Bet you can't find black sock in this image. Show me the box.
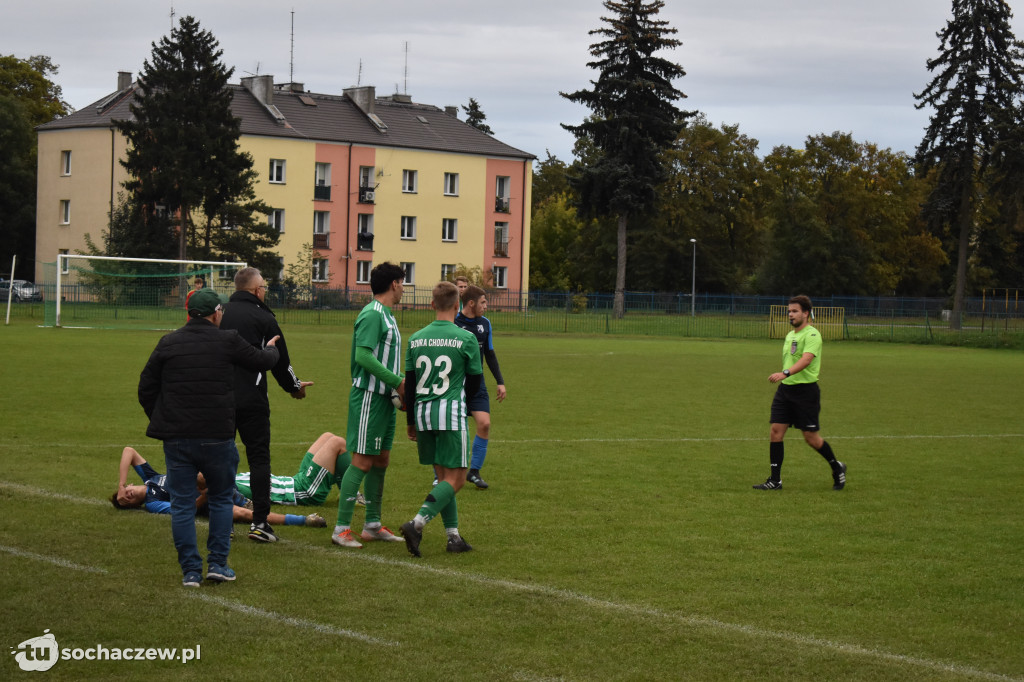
[816,440,838,467]
[769,441,784,481]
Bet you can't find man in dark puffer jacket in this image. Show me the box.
[220,266,312,544]
[138,287,280,587]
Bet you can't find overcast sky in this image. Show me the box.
[5,1,1022,160]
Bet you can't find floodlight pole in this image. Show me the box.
[689,239,697,317]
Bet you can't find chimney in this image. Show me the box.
[117,71,133,91]
[344,85,376,115]
[445,105,458,118]
[241,75,275,105]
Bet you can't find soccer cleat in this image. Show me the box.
[832,461,847,490]
[182,571,202,587]
[248,521,278,543]
[466,470,489,489]
[752,478,783,490]
[355,491,366,507]
[331,528,363,548]
[446,535,473,553]
[400,521,422,558]
[205,565,236,582]
[360,525,404,542]
[305,513,327,527]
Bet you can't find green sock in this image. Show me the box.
[336,465,367,527]
[332,451,352,485]
[439,495,459,530]
[416,481,455,526]
[363,466,387,525]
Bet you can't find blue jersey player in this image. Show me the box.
[453,284,507,489]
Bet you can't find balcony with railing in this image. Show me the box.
[495,196,511,213]
[494,238,509,258]
[357,231,374,251]
[314,184,331,201]
[313,232,330,249]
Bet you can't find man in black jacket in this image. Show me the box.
[220,267,312,543]
[138,287,280,586]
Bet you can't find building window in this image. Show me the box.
[443,172,459,196]
[440,264,456,281]
[59,200,70,225]
[401,215,417,240]
[358,167,376,202]
[313,211,330,249]
[494,222,509,257]
[59,249,69,274]
[492,265,507,289]
[268,209,285,233]
[269,159,286,183]
[359,166,374,188]
[442,218,457,242]
[357,214,374,251]
[61,150,72,176]
[400,262,415,285]
[356,260,371,284]
[312,258,328,282]
[495,176,510,212]
[402,169,418,193]
[314,162,331,200]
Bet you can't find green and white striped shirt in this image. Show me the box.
[350,299,402,395]
[405,320,482,431]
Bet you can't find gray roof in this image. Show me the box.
[39,83,534,160]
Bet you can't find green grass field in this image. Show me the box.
[2,320,1022,681]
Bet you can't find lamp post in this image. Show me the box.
[689,238,697,317]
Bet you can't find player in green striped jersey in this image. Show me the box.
[399,281,483,556]
[332,263,408,549]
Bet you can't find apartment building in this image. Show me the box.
[36,72,534,292]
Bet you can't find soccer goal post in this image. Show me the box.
[768,305,846,340]
[49,254,246,329]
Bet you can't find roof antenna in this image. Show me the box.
[357,59,362,86]
[289,9,295,85]
[170,4,175,30]
[403,41,409,94]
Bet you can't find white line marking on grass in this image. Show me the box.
[0,480,107,506]
[0,544,108,574]
[186,592,399,647]
[500,433,1024,444]
[304,544,1021,682]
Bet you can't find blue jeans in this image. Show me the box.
[163,438,239,576]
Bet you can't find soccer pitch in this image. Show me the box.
[2,321,1022,681]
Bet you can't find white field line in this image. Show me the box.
[1,433,1022,452]
[185,593,399,647]
[0,544,108,574]
[3,479,1022,681]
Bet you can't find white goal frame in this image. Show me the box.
[55,254,247,328]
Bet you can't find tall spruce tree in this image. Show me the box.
[561,0,689,317]
[914,0,1024,328]
[116,16,274,263]
[462,97,494,135]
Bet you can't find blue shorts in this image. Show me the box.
[466,383,490,413]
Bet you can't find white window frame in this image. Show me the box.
[61,150,72,176]
[442,218,457,242]
[402,169,418,193]
[359,166,375,188]
[59,200,70,225]
[400,262,415,285]
[313,211,330,234]
[268,209,285,233]
[440,264,456,281]
[356,260,372,284]
[492,265,508,289]
[401,215,417,240]
[312,258,328,282]
[443,172,459,196]
[59,249,70,274]
[315,162,331,186]
[269,159,286,184]
[358,213,374,235]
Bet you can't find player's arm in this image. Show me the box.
[355,346,403,389]
[482,348,506,401]
[231,332,280,371]
[769,352,816,383]
[404,369,417,427]
[464,371,483,398]
[118,447,145,489]
[137,347,164,417]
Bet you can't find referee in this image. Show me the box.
[753,295,846,491]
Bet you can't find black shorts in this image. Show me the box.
[770,382,821,432]
[466,383,490,413]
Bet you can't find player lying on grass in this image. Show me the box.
[111,432,353,527]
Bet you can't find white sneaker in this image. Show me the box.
[331,528,363,548]
[355,491,367,506]
[360,525,404,542]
